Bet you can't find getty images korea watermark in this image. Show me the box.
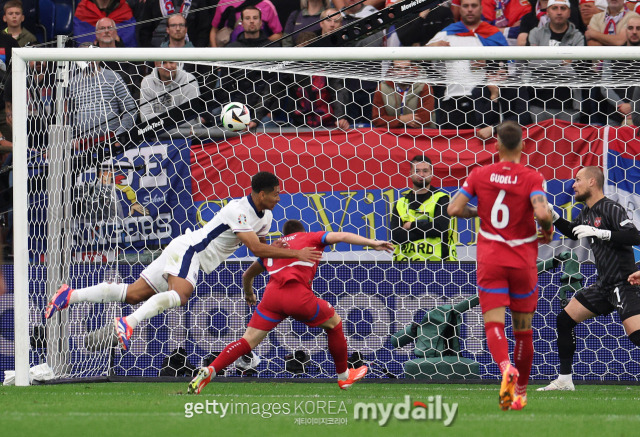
[184,395,458,426]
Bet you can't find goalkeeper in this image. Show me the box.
[539,166,640,391]
[44,172,323,350]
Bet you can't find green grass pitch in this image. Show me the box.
[2,381,638,437]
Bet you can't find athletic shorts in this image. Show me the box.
[575,281,640,321]
[140,234,200,293]
[248,282,335,331]
[476,262,539,313]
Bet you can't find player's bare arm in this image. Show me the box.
[242,261,265,305]
[531,194,553,243]
[237,231,322,262]
[629,271,640,286]
[447,191,478,219]
[324,232,394,252]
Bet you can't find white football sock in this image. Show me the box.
[558,374,573,382]
[69,283,127,304]
[127,290,181,329]
[337,370,349,381]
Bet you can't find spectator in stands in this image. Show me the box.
[209,0,282,47]
[527,0,585,123]
[137,0,212,47]
[604,15,640,125]
[67,55,137,145]
[427,0,512,130]
[94,17,145,99]
[288,30,349,129]
[74,0,137,47]
[627,0,640,12]
[518,0,587,45]
[139,61,201,129]
[3,0,36,47]
[586,0,639,45]
[579,0,608,27]
[390,154,457,262]
[372,60,435,129]
[161,13,194,47]
[317,6,343,37]
[218,6,285,129]
[227,6,276,48]
[453,0,531,45]
[281,0,329,47]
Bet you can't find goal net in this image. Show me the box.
[6,46,640,385]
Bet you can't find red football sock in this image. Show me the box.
[485,321,511,373]
[210,338,252,372]
[326,321,348,374]
[514,329,533,396]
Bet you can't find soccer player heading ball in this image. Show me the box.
[44,172,323,350]
[188,219,395,394]
[448,121,554,411]
[538,166,640,392]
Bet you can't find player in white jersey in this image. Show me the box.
[44,172,323,350]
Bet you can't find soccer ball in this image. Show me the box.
[221,102,251,132]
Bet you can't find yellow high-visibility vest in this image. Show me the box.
[393,191,458,261]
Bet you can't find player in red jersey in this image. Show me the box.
[188,220,394,394]
[448,120,553,411]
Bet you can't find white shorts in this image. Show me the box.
[140,233,200,293]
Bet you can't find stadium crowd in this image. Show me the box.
[0,0,639,135]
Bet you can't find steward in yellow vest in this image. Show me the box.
[391,188,458,261]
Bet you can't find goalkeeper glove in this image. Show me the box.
[573,225,611,241]
[548,204,560,223]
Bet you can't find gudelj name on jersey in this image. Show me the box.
[490,174,518,184]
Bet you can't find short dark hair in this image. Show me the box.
[583,166,604,189]
[241,5,262,20]
[410,154,432,165]
[282,219,305,235]
[496,121,522,150]
[4,0,23,14]
[251,171,279,193]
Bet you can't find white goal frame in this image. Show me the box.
[12,45,640,386]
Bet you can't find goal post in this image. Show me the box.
[9,46,640,386]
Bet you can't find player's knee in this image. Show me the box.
[557,309,578,332]
[322,313,341,330]
[628,330,640,347]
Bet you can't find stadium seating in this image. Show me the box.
[38,0,74,43]
[12,0,75,43]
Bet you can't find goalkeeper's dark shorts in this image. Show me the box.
[248,283,335,331]
[575,281,640,321]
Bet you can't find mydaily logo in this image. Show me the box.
[354,395,458,426]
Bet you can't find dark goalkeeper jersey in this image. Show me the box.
[561,197,639,285]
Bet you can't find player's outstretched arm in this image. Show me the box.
[531,194,553,243]
[237,232,323,262]
[547,203,578,240]
[447,191,478,219]
[324,232,394,252]
[242,261,265,306]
